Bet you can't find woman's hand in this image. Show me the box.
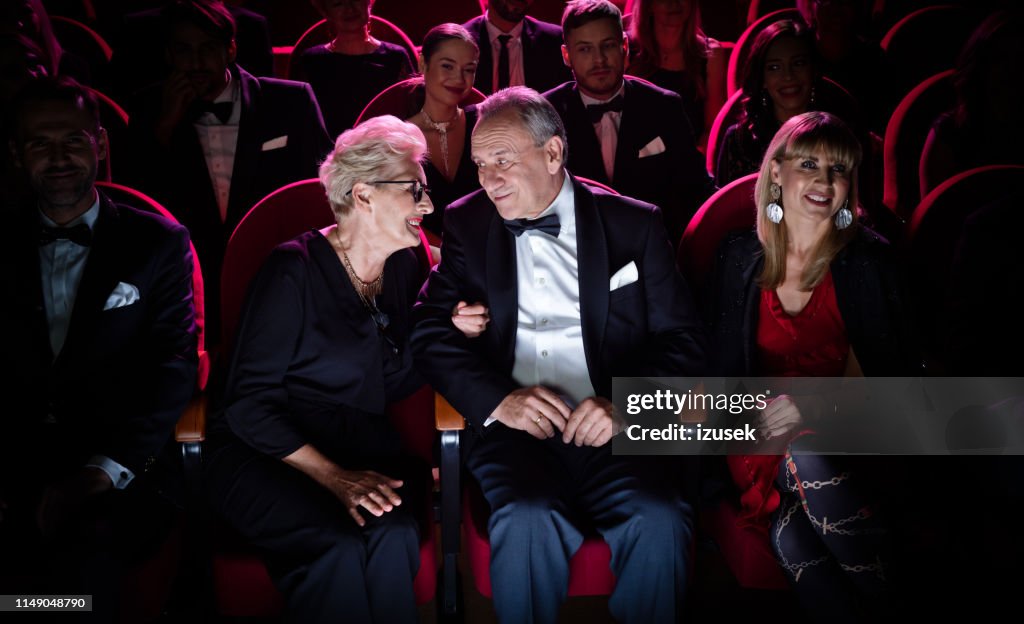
[756,394,804,441]
[283,444,403,527]
[327,469,404,527]
[452,301,489,338]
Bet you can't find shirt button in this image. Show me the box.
[537,277,546,285]
[541,350,549,357]
[540,318,548,325]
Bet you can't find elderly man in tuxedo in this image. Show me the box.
[412,86,707,623]
[543,0,714,242]
[463,0,573,94]
[1,77,197,618]
[124,0,330,341]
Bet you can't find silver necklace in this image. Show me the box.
[421,107,460,178]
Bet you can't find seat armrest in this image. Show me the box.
[175,392,207,443]
[435,393,466,431]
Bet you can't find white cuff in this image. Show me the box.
[85,455,135,490]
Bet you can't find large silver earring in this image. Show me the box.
[834,199,853,230]
[767,183,784,224]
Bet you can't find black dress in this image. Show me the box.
[296,42,415,137]
[422,105,481,236]
[205,231,427,623]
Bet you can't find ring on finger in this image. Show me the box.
[534,415,543,424]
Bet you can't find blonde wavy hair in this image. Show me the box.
[754,111,862,290]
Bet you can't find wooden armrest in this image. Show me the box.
[175,392,207,443]
[434,393,466,431]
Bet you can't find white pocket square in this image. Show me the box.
[103,282,139,310]
[610,261,639,290]
[638,136,666,158]
[261,135,288,151]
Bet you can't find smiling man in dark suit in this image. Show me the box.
[463,0,573,95]
[543,0,714,242]
[123,0,331,341]
[412,86,707,623]
[1,77,197,618]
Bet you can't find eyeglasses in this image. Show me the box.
[366,299,399,355]
[348,180,431,203]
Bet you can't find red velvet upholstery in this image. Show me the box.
[905,165,1024,368]
[700,500,789,590]
[879,5,979,104]
[372,0,483,46]
[213,178,438,616]
[676,173,758,291]
[705,88,745,177]
[726,8,802,97]
[746,0,798,26]
[355,77,486,127]
[881,70,955,220]
[87,87,127,182]
[287,16,418,80]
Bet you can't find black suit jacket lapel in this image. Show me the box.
[573,177,609,390]
[564,85,609,184]
[58,193,121,366]
[471,17,494,94]
[485,211,517,374]
[226,65,261,231]
[612,78,640,184]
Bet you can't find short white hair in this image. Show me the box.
[319,115,427,220]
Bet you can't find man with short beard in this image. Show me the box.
[0,76,197,619]
[463,0,573,94]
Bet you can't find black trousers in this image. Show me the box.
[204,429,428,624]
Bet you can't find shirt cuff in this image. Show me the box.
[85,455,135,490]
[483,416,497,427]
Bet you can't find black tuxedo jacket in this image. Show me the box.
[124,65,331,336]
[2,192,198,498]
[411,176,708,432]
[543,78,715,242]
[463,15,573,95]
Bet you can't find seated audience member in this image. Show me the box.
[796,0,891,134]
[463,0,573,95]
[0,77,197,619]
[919,10,1024,198]
[709,111,917,620]
[0,0,91,84]
[107,0,274,98]
[627,0,728,145]
[412,86,707,624]
[404,23,480,236]
[0,34,49,206]
[545,0,714,242]
[293,0,415,137]
[204,116,434,624]
[124,0,330,343]
[716,19,819,187]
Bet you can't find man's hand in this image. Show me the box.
[490,386,571,439]
[563,397,625,447]
[36,467,113,539]
[451,301,490,338]
[155,70,198,145]
[756,394,804,441]
[325,469,403,527]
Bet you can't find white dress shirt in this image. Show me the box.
[193,71,241,223]
[38,194,134,489]
[579,82,625,182]
[509,175,596,411]
[39,192,98,357]
[485,13,525,89]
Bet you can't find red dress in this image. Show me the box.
[728,271,849,532]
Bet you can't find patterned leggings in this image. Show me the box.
[770,447,890,621]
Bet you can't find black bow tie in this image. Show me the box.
[39,223,92,247]
[503,213,560,238]
[586,95,624,124]
[192,100,234,124]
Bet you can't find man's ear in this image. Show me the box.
[96,127,109,163]
[561,44,571,68]
[8,139,21,169]
[544,136,564,173]
[226,38,238,64]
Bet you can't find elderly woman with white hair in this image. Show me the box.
[204,115,434,624]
